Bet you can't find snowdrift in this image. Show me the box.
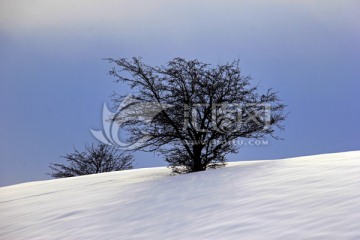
[1,151,360,240]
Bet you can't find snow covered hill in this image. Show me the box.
[1,151,360,240]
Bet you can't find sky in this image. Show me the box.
[0,0,359,187]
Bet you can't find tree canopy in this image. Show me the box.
[108,57,285,173]
[49,143,133,178]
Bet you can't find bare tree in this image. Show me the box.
[108,57,286,173]
[49,143,134,178]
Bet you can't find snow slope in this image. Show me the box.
[1,151,360,240]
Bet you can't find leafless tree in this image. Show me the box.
[108,57,286,173]
[49,143,133,178]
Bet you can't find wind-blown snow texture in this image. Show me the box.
[1,151,360,240]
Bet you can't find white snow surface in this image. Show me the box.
[1,151,360,240]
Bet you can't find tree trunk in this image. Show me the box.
[193,145,205,172]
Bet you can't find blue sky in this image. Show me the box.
[1,0,359,186]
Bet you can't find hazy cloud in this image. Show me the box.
[1,0,359,36]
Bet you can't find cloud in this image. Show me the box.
[1,0,359,36]
[0,0,159,33]
[1,0,359,59]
